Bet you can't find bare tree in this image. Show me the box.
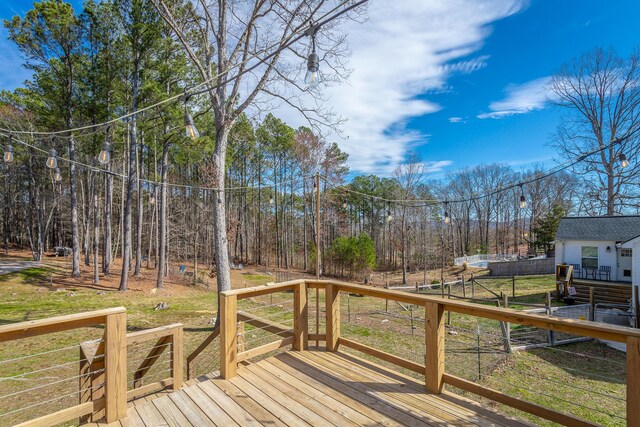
[551,47,640,215]
[151,0,355,303]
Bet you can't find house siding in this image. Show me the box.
[556,240,619,280]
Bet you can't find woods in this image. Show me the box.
[0,1,636,288]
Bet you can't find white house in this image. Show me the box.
[555,215,640,308]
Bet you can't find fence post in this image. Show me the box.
[589,287,595,322]
[627,336,640,427]
[104,311,127,423]
[512,276,516,298]
[79,339,105,423]
[462,275,466,298]
[171,326,184,390]
[326,283,340,351]
[471,273,475,298]
[503,295,512,353]
[220,293,238,379]
[425,301,444,394]
[293,282,308,351]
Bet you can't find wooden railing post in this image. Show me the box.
[425,301,444,394]
[293,282,308,351]
[326,283,340,351]
[628,336,640,427]
[171,326,184,390]
[104,311,127,423]
[220,292,238,379]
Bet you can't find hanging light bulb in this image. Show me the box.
[386,203,392,222]
[183,94,200,140]
[269,192,275,205]
[443,202,450,224]
[149,193,156,205]
[3,143,13,163]
[312,180,317,193]
[46,148,58,169]
[619,153,630,168]
[342,196,347,209]
[519,184,527,209]
[304,28,321,89]
[53,167,62,182]
[98,141,110,165]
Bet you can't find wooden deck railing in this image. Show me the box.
[219,279,640,427]
[0,308,183,427]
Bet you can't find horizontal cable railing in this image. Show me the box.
[0,308,183,427]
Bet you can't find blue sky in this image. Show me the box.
[2,1,640,177]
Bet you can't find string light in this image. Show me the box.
[386,202,392,222]
[46,148,57,169]
[443,201,450,224]
[98,128,111,164]
[304,25,321,89]
[53,167,62,182]
[342,195,347,209]
[519,184,527,209]
[149,193,156,205]
[3,135,13,163]
[269,192,275,205]
[619,153,629,168]
[183,94,199,140]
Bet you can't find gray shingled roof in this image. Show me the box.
[556,216,640,242]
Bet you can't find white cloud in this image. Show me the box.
[272,0,526,175]
[424,160,454,173]
[477,76,557,119]
[448,117,464,123]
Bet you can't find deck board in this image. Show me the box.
[85,349,534,427]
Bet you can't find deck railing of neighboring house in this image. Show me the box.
[219,280,640,427]
[0,308,183,427]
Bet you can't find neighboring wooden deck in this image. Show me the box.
[572,278,633,305]
[86,349,533,427]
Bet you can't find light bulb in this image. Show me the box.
[620,153,629,168]
[149,195,155,205]
[46,149,57,169]
[98,142,110,164]
[520,195,527,209]
[305,52,320,89]
[184,111,199,140]
[444,212,450,224]
[342,201,347,209]
[269,194,275,205]
[387,211,392,223]
[3,145,13,163]
[54,167,62,182]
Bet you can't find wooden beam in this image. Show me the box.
[308,333,326,341]
[628,336,640,427]
[220,293,238,379]
[325,283,340,351]
[126,323,183,345]
[443,374,599,427]
[221,280,304,299]
[0,307,125,342]
[186,326,220,380]
[126,378,174,401]
[309,280,640,343]
[172,326,184,390]
[133,336,171,388]
[14,399,104,427]
[425,301,444,394]
[338,338,425,374]
[236,336,295,362]
[293,282,308,351]
[237,311,293,336]
[104,311,127,423]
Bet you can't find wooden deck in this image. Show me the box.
[86,349,533,427]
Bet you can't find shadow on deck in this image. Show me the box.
[86,349,532,427]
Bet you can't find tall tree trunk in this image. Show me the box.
[119,63,140,291]
[157,142,169,288]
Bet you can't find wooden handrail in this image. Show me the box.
[0,307,126,342]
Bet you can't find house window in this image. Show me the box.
[624,269,632,277]
[581,246,598,269]
[621,249,632,257]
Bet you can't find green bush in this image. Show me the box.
[327,233,376,278]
